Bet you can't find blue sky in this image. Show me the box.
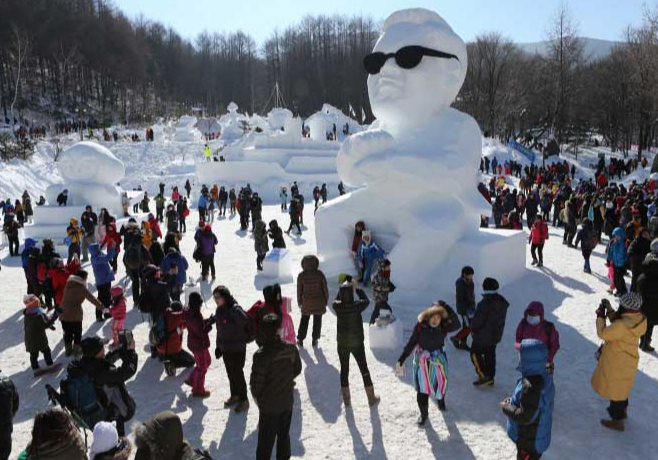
[114,0,647,45]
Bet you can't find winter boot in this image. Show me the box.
[473,377,494,387]
[417,405,429,427]
[312,339,319,348]
[437,399,446,411]
[341,386,351,407]
[234,399,250,413]
[223,395,240,408]
[365,386,380,407]
[297,339,304,348]
[601,419,624,432]
[64,343,73,357]
[72,344,83,358]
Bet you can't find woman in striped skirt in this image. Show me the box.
[396,301,460,426]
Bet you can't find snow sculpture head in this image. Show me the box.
[57,142,125,184]
[367,8,467,124]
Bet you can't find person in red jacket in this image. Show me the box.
[148,213,163,240]
[47,257,80,309]
[156,301,195,370]
[183,292,213,398]
[101,222,122,273]
[529,215,549,267]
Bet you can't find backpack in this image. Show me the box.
[60,371,106,429]
[124,243,143,271]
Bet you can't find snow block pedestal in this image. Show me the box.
[369,319,403,350]
[184,283,202,307]
[262,248,292,281]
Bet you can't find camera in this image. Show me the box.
[118,329,134,348]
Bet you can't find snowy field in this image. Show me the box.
[1,201,657,459]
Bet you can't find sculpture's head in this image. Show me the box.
[58,141,125,184]
[366,8,467,124]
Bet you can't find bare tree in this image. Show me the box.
[9,25,29,135]
[544,3,584,145]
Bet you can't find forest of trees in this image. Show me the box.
[3,0,658,156]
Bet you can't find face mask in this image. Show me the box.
[526,315,541,326]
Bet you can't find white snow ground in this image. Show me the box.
[0,137,657,459]
[1,204,657,459]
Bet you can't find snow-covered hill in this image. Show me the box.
[518,37,620,62]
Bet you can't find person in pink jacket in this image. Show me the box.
[529,215,549,267]
[515,301,560,373]
[109,286,127,347]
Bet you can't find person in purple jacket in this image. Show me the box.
[183,292,214,398]
[195,224,218,281]
[514,301,560,373]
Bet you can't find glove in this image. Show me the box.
[215,348,222,360]
[596,305,606,318]
[546,362,555,375]
[394,362,405,377]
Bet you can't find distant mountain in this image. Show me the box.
[517,37,621,62]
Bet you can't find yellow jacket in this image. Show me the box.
[142,222,152,249]
[591,312,647,401]
[204,146,212,158]
[67,218,83,244]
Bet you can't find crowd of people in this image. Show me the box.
[0,147,656,459]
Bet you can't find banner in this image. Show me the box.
[508,138,536,163]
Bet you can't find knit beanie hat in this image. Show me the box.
[23,294,40,308]
[619,292,643,312]
[89,421,119,460]
[482,277,499,293]
[263,284,282,307]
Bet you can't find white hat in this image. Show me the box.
[89,421,119,460]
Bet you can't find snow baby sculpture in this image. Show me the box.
[315,8,490,292]
[45,141,126,214]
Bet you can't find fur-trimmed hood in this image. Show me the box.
[134,411,198,460]
[417,304,448,323]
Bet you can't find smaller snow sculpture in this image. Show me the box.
[45,141,126,214]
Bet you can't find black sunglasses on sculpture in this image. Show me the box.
[363,45,460,75]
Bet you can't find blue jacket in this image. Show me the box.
[198,195,208,209]
[21,238,37,269]
[357,241,384,265]
[607,227,628,267]
[505,339,554,454]
[160,252,189,286]
[89,244,116,286]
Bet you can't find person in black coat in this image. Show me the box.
[470,277,510,387]
[638,253,658,352]
[214,285,252,413]
[268,220,286,249]
[451,266,475,351]
[627,229,651,292]
[250,313,302,460]
[396,302,460,425]
[0,371,19,460]
[71,336,138,436]
[332,279,379,407]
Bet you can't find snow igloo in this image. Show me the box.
[315,8,526,302]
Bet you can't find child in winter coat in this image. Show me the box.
[268,220,286,249]
[254,220,269,271]
[296,256,329,347]
[370,259,395,325]
[470,277,510,387]
[156,301,195,369]
[280,187,288,211]
[351,221,366,277]
[141,221,153,249]
[451,266,475,351]
[396,302,460,425]
[183,292,213,398]
[357,231,384,287]
[529,215,549,267]
[607,227,628,296]
[89,243,116,322]
[66,218,83,264]
[501,339,554,460]
[109,286,127,348]
[575,218,598,274]
[101,222,122,273]
[514,302,560,373]
[23,294,58,377]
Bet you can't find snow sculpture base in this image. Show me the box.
[369,319,403,350]
[262,249,292,281]
[184,283,202,307]
[23,206,86,241]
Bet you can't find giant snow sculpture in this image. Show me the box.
[315,8,525,299]
[25,142,134,241]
